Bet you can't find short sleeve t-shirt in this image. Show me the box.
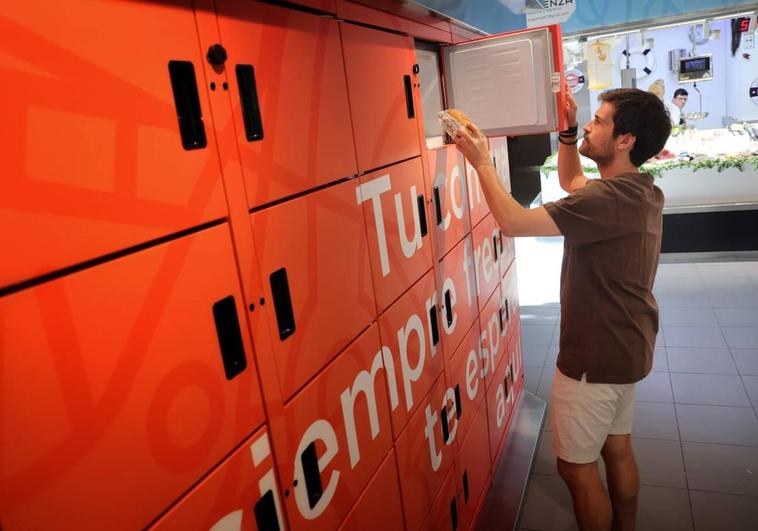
[543,173,664,384]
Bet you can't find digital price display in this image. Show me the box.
[678,55,713,82]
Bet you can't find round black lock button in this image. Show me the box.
[207,44,228,66]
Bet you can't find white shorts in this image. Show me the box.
[550,368,636,464]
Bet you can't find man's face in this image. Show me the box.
[579,102,617,166]
[673,94,687,109]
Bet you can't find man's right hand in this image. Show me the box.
[565,89,578,128]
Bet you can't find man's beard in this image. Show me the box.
[580,140,613,167]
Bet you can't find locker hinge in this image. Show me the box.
[551,73,561,94]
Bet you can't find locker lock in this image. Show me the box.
[412,63,420,74]
[207,44,228,67]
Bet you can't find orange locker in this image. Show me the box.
[358,157,434,313]
[0,223,265,529]
[471,214,501,312]
[487,333,520,465]
[0,1,228,289]
[446,319,486,449]
[396,373,457,531]
[500,263,521,340]
[456,399,492,531]
[421,461,460,531]
[488,136,511,194]
[465,160,490,229]
[268,325,394,530]
[250,179,376,401]
[339,451,405,531]
[341,22,421,172]
[214,1,357,208]
[289,0,336,12]
[426,145,471,260]
[437,235,478,360]
[480,283,505,390]
[378,269,443,436]
[150,427,285,531]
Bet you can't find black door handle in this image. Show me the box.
[454,384,462,419]
[301,441,323,510]
[444,289,453,328]
[429,304,440,346]
[433,186,443,225]
[505,299,510,321]
[168,60,207,150]
[212,296,247,380]
[450,498,459,530]
[463,470,470,502]
[270,268,296,340]
[441,405,450,443]
[236,64,264,141]
[417,194,428,237]
[498,307,504,334]
[254,491,280,531]
[493,235,499,260]
[404,74,415,118]
[504,373,509,399]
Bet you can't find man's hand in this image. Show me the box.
[453,122,492,171]
[565,89,578,128]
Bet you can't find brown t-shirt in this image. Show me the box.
[543,172,664,384]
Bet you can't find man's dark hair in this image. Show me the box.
[673,88,688,98]
[599,88,672,167]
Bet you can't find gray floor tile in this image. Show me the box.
[519,305,560,325]
[651,347,668,372]
[636,372,674,403]
[708,291,758,308]
[632,437,687,488]
[536,367,556,403]
[660,307,717,327]
[633,401,679,441]
[545,343,559,368]
[676,404,758,446]
[671,373,751,406]
[722,327,758,349]
[656,292,711,308]
[522,324,555,345]
[524,366,542,395]
[714,308,758,327]
[656,328,665,347]
[682,442,758,496]
[732,349,758,376]
[667,347,737,374]
[520,474,578,531]
[524,342,550,368]
[653,276,704,294]
[533,433,557,476]
[637,485,693,531]
[741,375,758,408]
[690,490,758,531]
[662,326,727,348]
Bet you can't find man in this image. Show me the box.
[453,88,671,531]
[665,88,688,126]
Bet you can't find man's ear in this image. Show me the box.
[616,133,636,153]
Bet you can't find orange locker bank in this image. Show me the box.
[0,1,565,529]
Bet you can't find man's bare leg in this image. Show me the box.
[601,434,639,531]
[556,457,612,531]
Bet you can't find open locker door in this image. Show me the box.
[442,25,567,137]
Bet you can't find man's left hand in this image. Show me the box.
[453,123,492,171]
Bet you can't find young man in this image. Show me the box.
[453,88,671,531]
[665,88,688,126]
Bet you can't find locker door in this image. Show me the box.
[500,263,520,340]
[489,136,512,194]
[427,146,472,260]
[0,1,227,288]
[446,319,486,449]
[480,283,506,390]
[250,179,376,401]
[466,160,490,229]
[269,325,394,530]
[437,235,478,360]
[341,22,421,172]
[288,0,336,12]
[378,270,443,436]
[487,334,519,465]
[421,463,460,531]
[471,214,501,312]
[442,26,567,137]
[0,224,264,529]
[214,1,357,208]
[150,427,285,531]
[456,399,492,531]
[359,157,434,313]
[338,451,404,531]
[396,373,457,531]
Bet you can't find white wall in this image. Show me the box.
[725,29,758,122]
[587,20,732,130]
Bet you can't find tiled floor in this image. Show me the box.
[514,236,758,531]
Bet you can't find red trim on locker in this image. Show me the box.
[341,22,422,173]
[395,372,457,531]
[359,157,434,314]
[0,1,227,289]
[455,398,491,531]
[288,0,336,13]
[378,269,443,437]
[471,214,501,313]
[250,178,376,401]
[338,450,405,530]
[479,282,505,390]
[214,1,358,208]
[336,1,452,43]
[500,263,521,340]
[0,224,265,529]
[437,235,478,360]
[427,145,472,260]
[465,159,490,229]
[486,332,520,465]
[149,426,286,531]
[269,324,394,530]
[420,460,459,531]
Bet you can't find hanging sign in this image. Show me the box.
[750,78,758,106]
[565,68,585,93]
[525,0,576,28]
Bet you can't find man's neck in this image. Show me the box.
[597,160,639,180]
